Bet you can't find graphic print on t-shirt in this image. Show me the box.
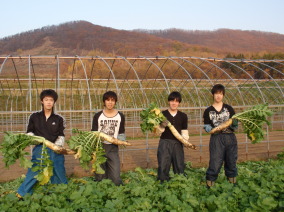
[209,107,230,127]
[92,111,124,144]
[100,119,118,137]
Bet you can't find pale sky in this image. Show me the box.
[1,0,283,39]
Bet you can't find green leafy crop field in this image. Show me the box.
[1,152,283,212]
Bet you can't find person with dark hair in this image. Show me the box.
[17,89,67,198]
[91,91,125,185]
[168,91,182,102]
[203,84,238,188]
[40,89,58,102]
[157,91,188,182]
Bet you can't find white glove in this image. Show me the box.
[26,132,35,136]
[54,136,65,147]
[181,130,189,141]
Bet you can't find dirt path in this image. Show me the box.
[0,131,283,182]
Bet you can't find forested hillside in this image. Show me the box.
[0,21,198,56]
[138,28,284,53]
[1,21,284,57]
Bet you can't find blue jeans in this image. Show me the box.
[17,144,67,196]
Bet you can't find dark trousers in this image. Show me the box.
[206,133,238,182]
[18,144,68,196]
[157,139,185,181]
[95,143,122,185]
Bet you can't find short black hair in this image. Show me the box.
[103,91,117,102]
[211,84,225,95]
[168,91,182,103]
[40,89,58,102]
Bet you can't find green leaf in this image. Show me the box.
[140,103,166,133]
[234,104,273,143]
[19,156,33,169]
[66,129,107,174]
[0,132,43,168]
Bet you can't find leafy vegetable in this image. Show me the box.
[67,129,131,174]
[0,132,44,169]
[140,103,197,149]
[67,129,107,174]
[31,143,54,185]
[1,158,283,211]
[209,104,273,143]
[233,104,273,143]
[0,133,54,185]
[140,103,166,133]
[1,129,130,184]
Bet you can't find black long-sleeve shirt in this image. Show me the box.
[27,110,65,143]
[160,110,188,141]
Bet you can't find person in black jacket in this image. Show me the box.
[203,84,238,187]
[17,89,67,197]
[91,91,125,185]
[157,91,189,182]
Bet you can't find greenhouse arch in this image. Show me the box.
[0,55,283,179]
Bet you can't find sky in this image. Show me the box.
[1,0,283,39]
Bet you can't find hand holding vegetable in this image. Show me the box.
[209,104,273,143]
[0,130,131,184]
[140,103,197,150]
[67,129,131,174]
[0,132,72,185]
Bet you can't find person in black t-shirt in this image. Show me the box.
[17,89,67,198]
[157,91,189,182]
[203,84,238,187]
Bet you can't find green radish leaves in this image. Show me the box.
[140,103,166,133]
[0,133,53,185]
[0,132,41,168]
[31,143,54,185]
[233,104,273,143]
[67,129,107,174]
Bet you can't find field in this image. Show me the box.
[0,156,283,211]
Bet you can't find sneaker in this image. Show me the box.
[16,193,23,200]
[227,177,237,184]
[206,180,215,188]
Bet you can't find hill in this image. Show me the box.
[136,28,284,54]
[0,21,202,56]
[1,21,284,57]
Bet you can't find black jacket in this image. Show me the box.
[27,110,65,143]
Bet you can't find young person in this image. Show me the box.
[203,84,238,187]
[91,91,125,186]
[157,91,189,182]
[17,89,67,197]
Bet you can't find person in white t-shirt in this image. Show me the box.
[91,91,125,185]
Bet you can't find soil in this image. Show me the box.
[0,131,283,182]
